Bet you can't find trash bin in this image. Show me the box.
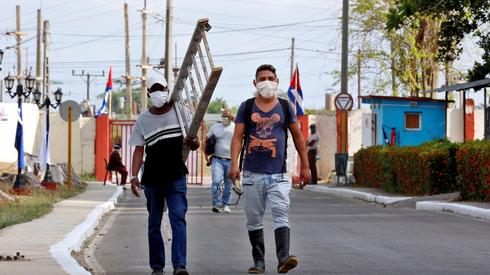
[335,153,348,184]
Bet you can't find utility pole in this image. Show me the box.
[43,20,50,98]
[140,0,148,111]
[357,49,361,109]
[340,0,348,95]
[173,42,179,79]
[36,9,42,93]
[72,70,105,101]
[6,5,25,78]
[290,37,295,80]
[165,0,173,88]
[124,2,133,118]
[16,5,22,78]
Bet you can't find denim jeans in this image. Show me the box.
[144,177,188,270]
[242,171,291,231]
[211,157,233,207]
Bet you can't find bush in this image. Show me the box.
[353,146,394,190]
[457,141,490,201]
[353,139,461,196]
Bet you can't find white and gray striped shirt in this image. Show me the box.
[129,107,182,147]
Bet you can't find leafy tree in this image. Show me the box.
[387,0,490,84]
[349,0,441,97]
[207,97,228,114]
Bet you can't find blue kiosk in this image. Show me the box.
[360,96,450,147]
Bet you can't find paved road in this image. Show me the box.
[89,187,490,275]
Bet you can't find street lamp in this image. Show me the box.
[33,87,63,190]
[4,72,35,194]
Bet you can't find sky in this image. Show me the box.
[0,0,486,110]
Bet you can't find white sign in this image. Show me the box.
[334,93,353,111]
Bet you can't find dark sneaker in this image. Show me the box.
[151,268,164,275]
[173,266,189,275]
[277,255,299,273]
[212,207,222,213]
[248,263,265,274]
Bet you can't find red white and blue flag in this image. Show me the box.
[287,65,304,115]
[96,66,113,116]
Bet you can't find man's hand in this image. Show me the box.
[130,177,141,198]
[228,164,241,185]
[300,166,311,186]
[184,136,200,151]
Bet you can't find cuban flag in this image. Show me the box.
[15,100,25,170]
[96,66,112,116]
[287,65,304,115]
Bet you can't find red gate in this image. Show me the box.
[106,119,204,185]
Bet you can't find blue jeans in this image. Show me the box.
[242,171,291,231]
[211,157,233,207]
[144,177,188,270]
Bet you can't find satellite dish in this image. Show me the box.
[59,100,81,122]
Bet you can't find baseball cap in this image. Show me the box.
[147,75,168,91]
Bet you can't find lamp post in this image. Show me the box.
[4,72,35,194]
[33,87,62,190]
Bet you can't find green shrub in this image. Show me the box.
[457,141,490,201]
[354,139,461,196]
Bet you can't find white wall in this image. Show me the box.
[0,103,40,172]
[46,114,96,175]
[348,109,364,155]
[475,109,485,140]
[0,103,95,175]
[447,108,485,141]
[309,113,337,179]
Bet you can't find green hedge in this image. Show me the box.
[353,139,477,197]
[456,141,490,201]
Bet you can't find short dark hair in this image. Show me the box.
[255,64,277,79]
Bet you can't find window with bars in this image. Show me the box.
[405,113,421,130]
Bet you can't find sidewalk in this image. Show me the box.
[304,183,490,220]
[0,182,122,275]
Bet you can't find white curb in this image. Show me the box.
[50,186,123,275]
[416,201,490,220]
[304,185,413,204]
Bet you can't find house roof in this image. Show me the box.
[360,95,453,103]
[423,78,490,93]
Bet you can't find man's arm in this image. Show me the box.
[130,146,144,197]
[228,123,245,183]
[289,122,311,184]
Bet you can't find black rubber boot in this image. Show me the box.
[248,229,265,274]
[275,227,299,273]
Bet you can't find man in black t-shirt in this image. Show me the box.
[129,75,199,275]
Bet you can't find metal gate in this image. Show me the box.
[109,119,204,184]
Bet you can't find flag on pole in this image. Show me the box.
[96,66,113,116]
[287,65,304,115]
[39,113,51,171]
[15,100,25,170]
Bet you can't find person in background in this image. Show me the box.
[205,109,235,213]
[306,124,320,185]
[108,144,128,187]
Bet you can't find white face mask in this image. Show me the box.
[222,117,231,126]
[256,80,278,99]
[149,91,169,108]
